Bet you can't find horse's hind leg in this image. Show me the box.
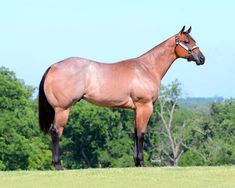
[51,108,70,170]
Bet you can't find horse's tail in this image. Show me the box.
[38,67,54,134]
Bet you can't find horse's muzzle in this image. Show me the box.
[192,52,205,65]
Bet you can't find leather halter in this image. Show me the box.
[175,35,199,54]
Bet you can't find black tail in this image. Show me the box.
[38,67,55,134]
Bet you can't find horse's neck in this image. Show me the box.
[138,36,177,80]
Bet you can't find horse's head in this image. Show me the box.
[175,26,205,65]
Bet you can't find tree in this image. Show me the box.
[1,66,235,169]
[178,112,209,166]
[61,101,134,168]
[206,99,235,165]
[181,99,235,166]
[0,67,51,170]
[98,109,135,167]
[148,80,195,166]
[157,80,185,166]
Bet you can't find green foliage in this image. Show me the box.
[98,109,134,167]
[0,67,51,170]
[206,99,235,165]
[146,80,190,166]
[61,102,134,168]
[179,151,204,166]
[1,66,235,170]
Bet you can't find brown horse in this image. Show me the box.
[39,26,205,170]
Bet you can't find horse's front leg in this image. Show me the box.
[134,129,145,166]
[133,102,153,167]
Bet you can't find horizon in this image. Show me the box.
[1,0,235,98]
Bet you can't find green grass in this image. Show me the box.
[1,166,235,188]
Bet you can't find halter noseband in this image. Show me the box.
[175,35,199,54]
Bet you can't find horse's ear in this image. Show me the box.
[186,26,192,34]
[180,26,185,34]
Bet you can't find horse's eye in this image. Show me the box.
[184,41,190,44]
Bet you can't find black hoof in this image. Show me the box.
[135,160,144,167]
[53,161,63,170]
[139,161,144,167]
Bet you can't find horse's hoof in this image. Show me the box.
[54,163,63,170]
[53,161,63,170]
[135,160,144,167]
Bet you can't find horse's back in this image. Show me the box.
[44,57,141,109]
[81,59,138,108]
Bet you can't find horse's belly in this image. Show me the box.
[83,93,135,109]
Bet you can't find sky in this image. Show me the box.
[0,0,235,98]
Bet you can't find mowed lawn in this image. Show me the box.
[1,166,235,188]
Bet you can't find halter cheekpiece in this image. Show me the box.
[175,35,199,54]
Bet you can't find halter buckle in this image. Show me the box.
[175,35,180,45]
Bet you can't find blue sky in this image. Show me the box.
[1,0,235,98]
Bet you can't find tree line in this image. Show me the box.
[0,66,234,170]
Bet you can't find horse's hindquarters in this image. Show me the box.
[43,60,88,109]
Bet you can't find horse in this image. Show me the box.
[39,26,205,170]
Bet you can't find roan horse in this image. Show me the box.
[39,26,205,170]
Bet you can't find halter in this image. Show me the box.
[175,35,199,54]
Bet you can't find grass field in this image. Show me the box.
[1,166,235,188]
